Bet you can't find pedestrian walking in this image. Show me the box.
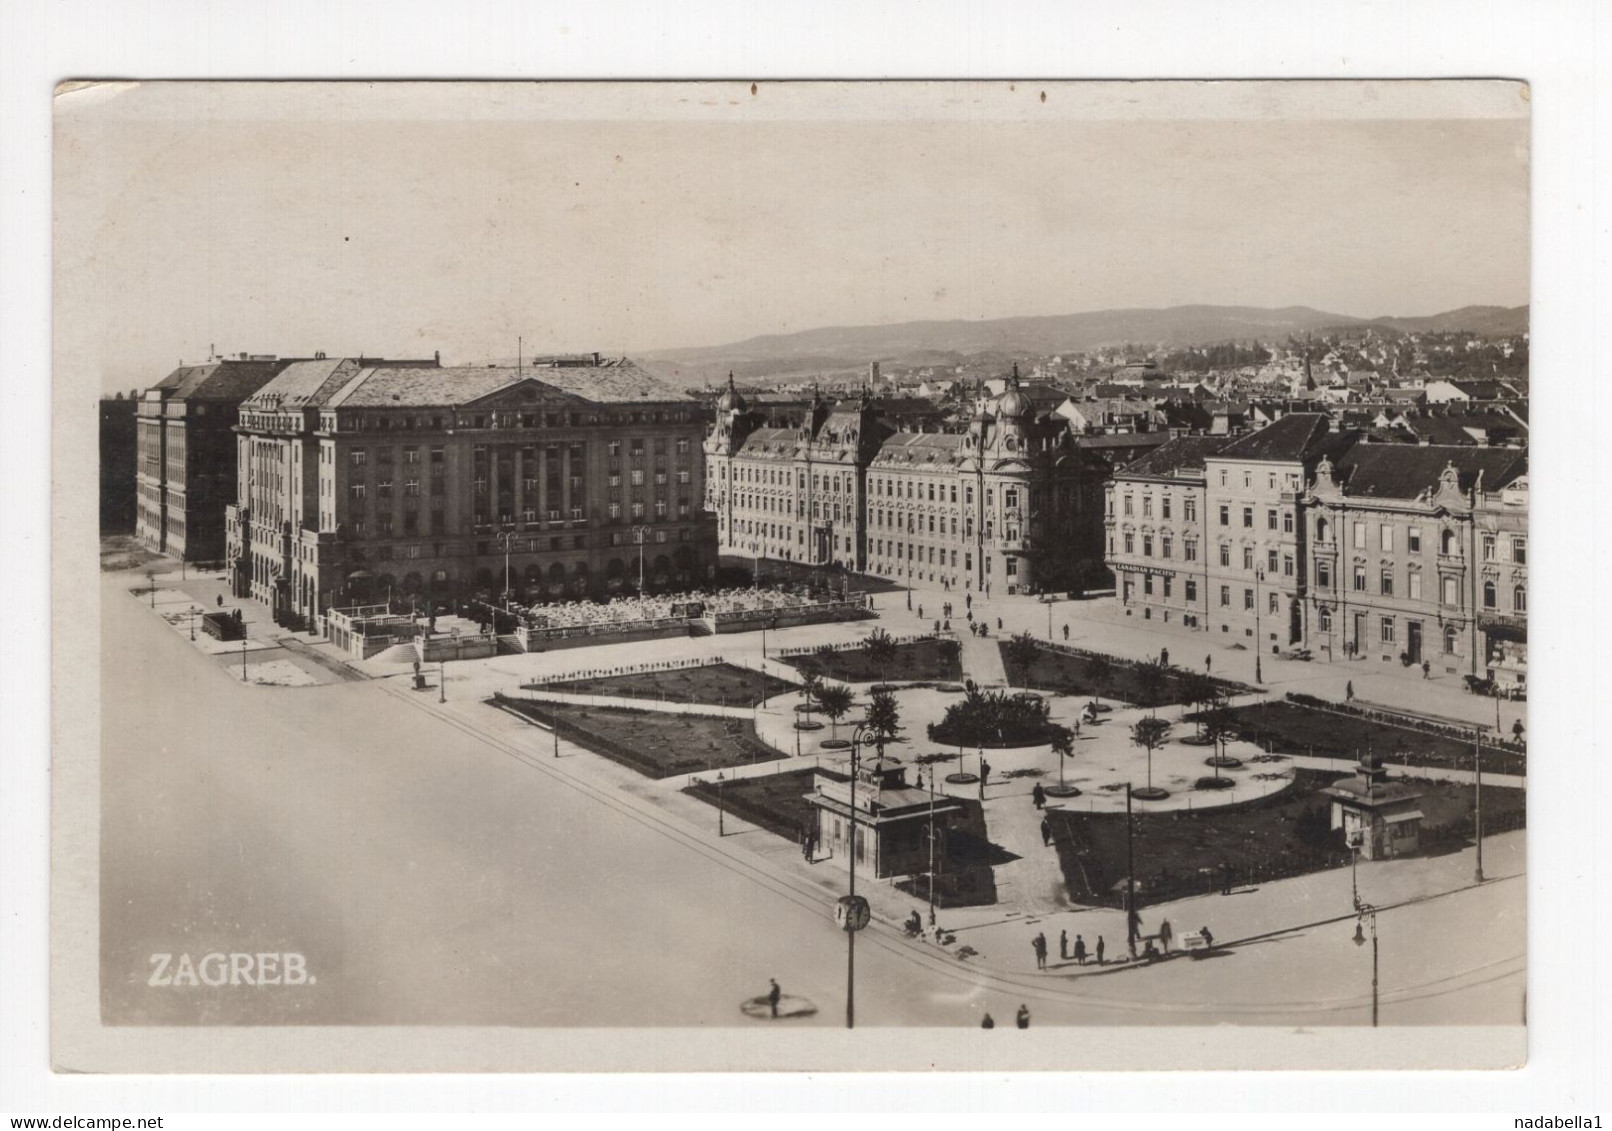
[1073,717,1082,737]
[216,594,223,607]
[1016,1004,1031,1029]
[981,1012,995,1029]
[1200,926,1214,949]
[1062,623,1070,641]
[1422,660,1431,680]
[1220,860,1233,896]
[1205,653,1212,673]
[1059,929,1069,960]
[1040,817,1052,846]
[1159,919,1173,955]
[996,617,1003,631]
[767,978,781,1019]
[1095,935,1105,965]
[1032,783,1046,810]
[1346,680,1354,702]
[1127,907,1143,953]
[1073,935,1087,966]
[1032,932,1048,970]
[966,593,972,610]
[918,605,924,620]
[1160,647,1169,667]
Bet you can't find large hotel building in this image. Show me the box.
[1106,414,1527,689]
[704,372,1108,595]
[226,355,717,628]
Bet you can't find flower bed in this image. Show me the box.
[1215,698,1526,776]
[490,694,783,778]
[781,637,963,684]
[927,686,1069,749]
[541,661,800,708]
[999,642,1249,707]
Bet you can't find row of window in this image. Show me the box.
[329,410,693,432]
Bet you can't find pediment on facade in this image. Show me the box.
[458,378,592,412]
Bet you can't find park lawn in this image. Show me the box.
[684,772,1000,907]
[542,662,799,708]
[1220,701,1526,777]
[492,695,783,778]
[684,769,818,842]
[1047,769,1526,908]
[783,638,962,684]
[999,643,1245,707]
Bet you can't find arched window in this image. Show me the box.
[1316,517,1329,543]
[1513,584,1526,613]
[1441,529,1456,555]
[1442,575,1458,606]
[1444,624,1458,654]
[1483,579,1497,609]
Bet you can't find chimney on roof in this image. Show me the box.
[593,352,601,366]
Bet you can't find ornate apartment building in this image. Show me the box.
[1103,435,1229,630]
[136,357,291,561]
[1305,445,1527,683]
[226,356,716,628]
[1106,415,1528,686]
[704,372,1106,595]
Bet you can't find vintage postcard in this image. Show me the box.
[53,79,1528,1072]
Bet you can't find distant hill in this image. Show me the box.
[637,303,1529,388]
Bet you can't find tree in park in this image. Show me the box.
[800,671,824,724]
[865,686,902,743]
[1130,715,1173,798]
[1004,631,1040,688]
[817,683,854,741]
[863,626,898,668]
[1180,671,1218,734]
[1050,725,1075,790]
[937,637,961,669]
[1200,693,1240,775]
[1085,654,1113,706]
[1133,658,1169,709]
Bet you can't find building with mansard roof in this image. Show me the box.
[704,368,1109,595]
[227,355,715,629]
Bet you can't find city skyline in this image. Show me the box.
[57,83,1528,395]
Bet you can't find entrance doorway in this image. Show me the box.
[1352,612,1366,656]
[1406,621,1423,664]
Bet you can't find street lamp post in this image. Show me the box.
[1352,904,1379,1027]
[845,722,880,1030]
[495,530,517,610]
[189,605,198,641]
[1254,565,1266,684]
[439,659,446,703]
[631,524,649,616]
[716,770,726,837]
[240,635,248,681]
[1473,729,1485,883]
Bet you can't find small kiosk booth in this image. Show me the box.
[1322,751,1425,860]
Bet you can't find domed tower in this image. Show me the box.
[988,364,1037,455]
[704,373,759,550]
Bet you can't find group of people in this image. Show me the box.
[495,582,846,632]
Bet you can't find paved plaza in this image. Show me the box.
[119,557,1524,1016]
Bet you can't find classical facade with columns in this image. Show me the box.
[226,356,716,629]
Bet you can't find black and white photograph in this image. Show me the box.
[50,76,1538,1073]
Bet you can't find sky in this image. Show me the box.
[56,83,1530,395]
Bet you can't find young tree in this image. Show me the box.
[1050,725,1075,790]
[865,686,902,743]
[1085,654,1113,707]
[1200,693,1240,778]
[1005,631,1040,688]
[863,627,897,668]
[1131,715,1173,796]
[1133,658,1169,712]
[817,683,854,741]
[800,671,824,725]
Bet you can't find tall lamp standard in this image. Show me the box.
[842,722,880,1030]
[631,524,649,617]
[189,605,199,641]
[495,529,518,611]
[1253,565,1266,684]
[1352,901,1380,1028]
[1473,728,1485,884]
[749,539,762,590]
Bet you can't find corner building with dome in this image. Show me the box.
[703,368,1109,596]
